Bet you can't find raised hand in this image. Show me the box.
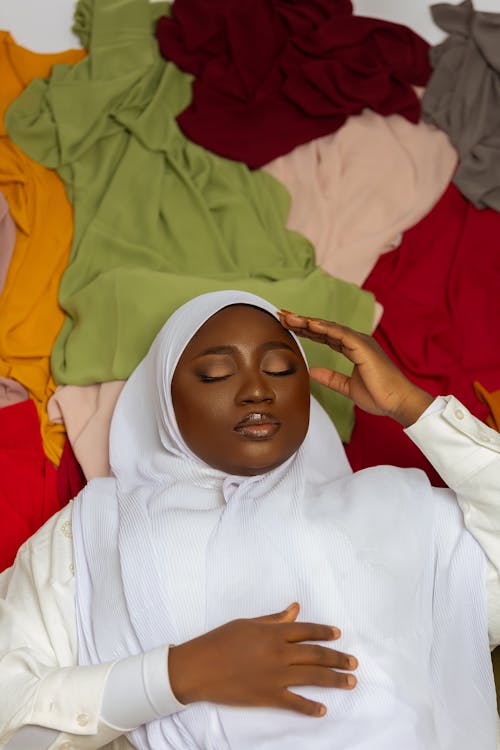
[168,602,357,717]
[278,311,433,427]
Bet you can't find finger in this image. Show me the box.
[278,314,334,343]
[287,666,357,690]
[286,327,331,346]
[281,690,327,717]
[254,602,300,624]
[306,320,387,366]
[281,322,348,354]
[283,622,340,643]
[281,313,371,362]
[309,368,351,397]
[278,315,337,346]
[277,310,310,329]
[288,644,358,671]
[306,324,352,354]
[279,311,344,337]
[303,317,354,341]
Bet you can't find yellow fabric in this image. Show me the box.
[474,381,500,433]
[0,33,85,464]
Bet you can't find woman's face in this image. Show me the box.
[171,304,310,476]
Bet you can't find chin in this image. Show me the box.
[232,454,291,477]
[238,465,276,477]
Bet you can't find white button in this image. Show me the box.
[76,712,89,727]
[454,409,465,420]
[59,743,73,750]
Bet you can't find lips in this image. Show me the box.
[234,412,281,439]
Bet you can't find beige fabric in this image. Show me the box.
[48,382,125,479]
[264,103,457,286]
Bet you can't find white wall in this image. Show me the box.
[354,0,500,44]
[0,0,498,53]
[0,0,80,52]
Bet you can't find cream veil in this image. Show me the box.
[72,291,496,750]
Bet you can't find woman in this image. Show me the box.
[0,290,499,750]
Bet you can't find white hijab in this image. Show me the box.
[72,291,496,750]
[108,289,351,495]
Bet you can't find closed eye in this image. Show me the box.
[263,367,297,377]
[198,374,233,382]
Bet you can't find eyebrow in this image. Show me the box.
[192,340,296,360]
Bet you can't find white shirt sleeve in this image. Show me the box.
[2,646,185,750]
[0,505,183,750]
[101,646,185,730]
[405,395,500,647]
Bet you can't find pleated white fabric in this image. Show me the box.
[72,291,497,750]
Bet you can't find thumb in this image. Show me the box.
[254,602,300,624]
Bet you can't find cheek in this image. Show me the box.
[174,385,234,443]
[278,378,311,440]
[196,389,234,423]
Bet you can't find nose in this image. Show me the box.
[235,368,275,405]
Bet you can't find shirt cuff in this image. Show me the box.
[405,395,500,486]
[101,646,185,732]
[29,662,114,736]
[416,395,448,420]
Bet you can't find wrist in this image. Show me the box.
[168,638,212,705]
[168,643,198,705]
[391,387,434,428]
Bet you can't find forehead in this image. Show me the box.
[182,304,299,357]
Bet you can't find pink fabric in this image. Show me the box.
[0,376,28,408]
[0,191,16,296]
[264,104,457,286]
[48,381,125,480]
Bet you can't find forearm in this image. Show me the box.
[405,395,500,645]
[2,647,185,750]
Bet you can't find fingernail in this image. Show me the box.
[346,675,356,688]
[348,656,358,669]
[318,705,327,717]
[331,627,341,639]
